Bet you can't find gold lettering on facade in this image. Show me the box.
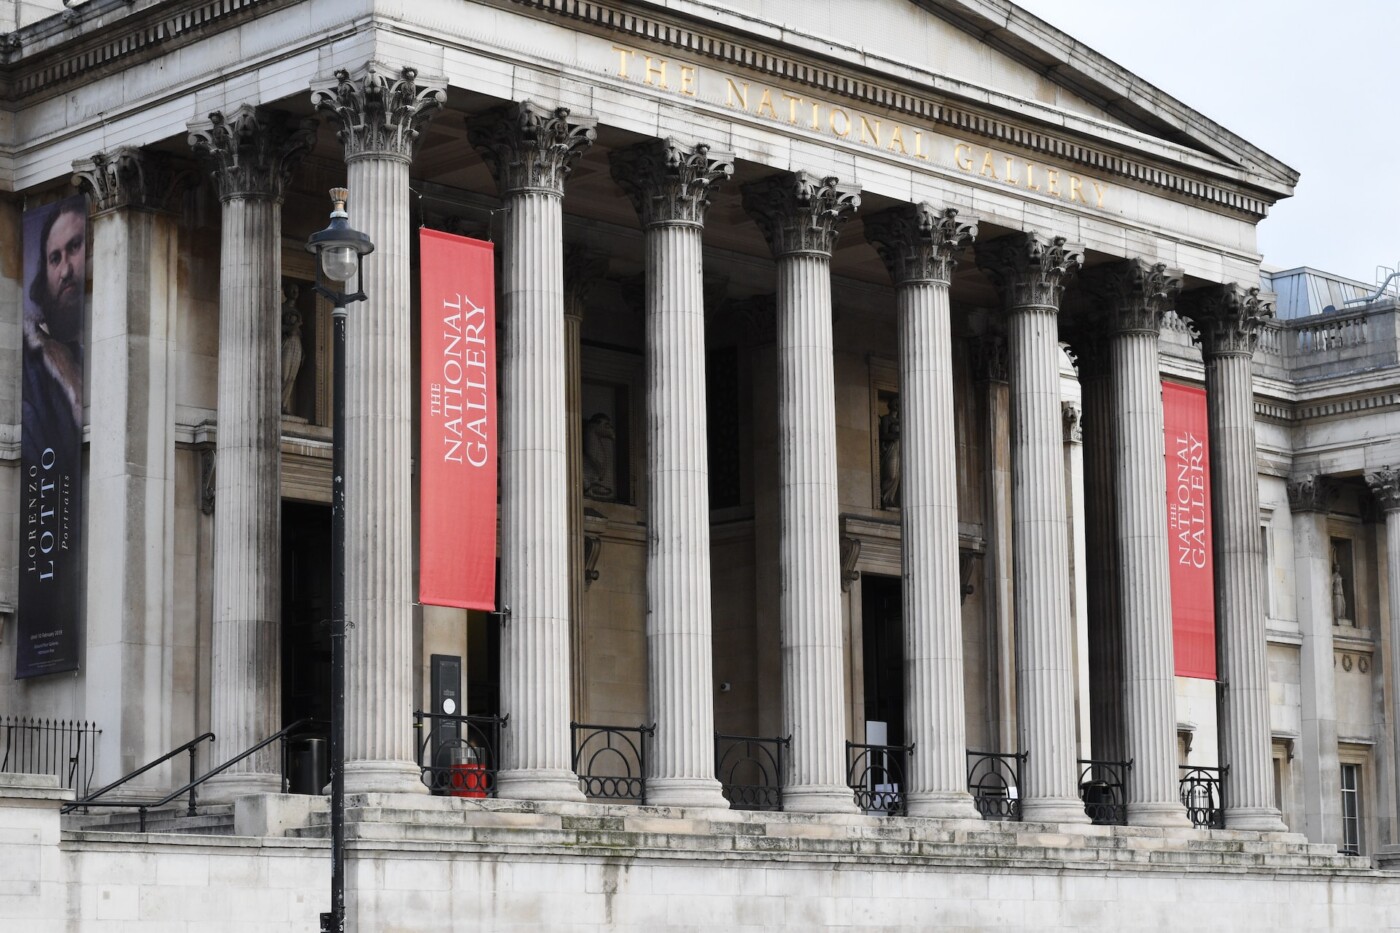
[1069,176,1086,203]
[1091,181,1106,209]
[725,78,749,110]
[1025,163,1040,192]
[1046,168,1061,197]
[887,125,908,155]
[613,44,635,79]
[756,88,779,119]
[679,65,697,97]
[809,102,821,131]
[858,116,882,147]
[955,143,974,171]
[979,151,997,179]
[829,108,852,138]
[913,130,927,160]
[1003,157,1017,185]
[781,92,803,124]
[643,55,669,89]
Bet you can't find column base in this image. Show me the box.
[343,760,428,796]
[1020,796,1091,824]
[905,791,982,820]
[783,784,860,814]
[1224,806,1289,832]
[495,768,587,803]
[1127,800,1193,828]
[645,776,731,810]
[200,770,282,804]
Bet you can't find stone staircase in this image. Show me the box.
[63,803,235,836]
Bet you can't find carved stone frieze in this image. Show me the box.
[1062,400,1083,444]
[1079,258,1183,335]
[72,148,192,215]
[186,106,316,202]
[864,203,977,286]
[609,138,733,227]
[467,101,598,196]
[1365,467,1400,513]
[741,171,860,258]
[1285,474,1337,514]
[975,231,1084,310]
[1177,284,1274,358]
[312,65,446,162]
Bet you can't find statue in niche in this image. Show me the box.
[879,395,901,509]
[583,412,617,500]
[280,282,305,416]
[1332,562,1350,624]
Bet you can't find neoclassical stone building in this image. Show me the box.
[2,0,1400,929]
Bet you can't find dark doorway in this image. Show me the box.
[281,501,332,731]
[861,574,905,746]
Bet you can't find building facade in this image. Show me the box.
[2,0,1400,929]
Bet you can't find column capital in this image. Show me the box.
[467,101,598,197]
[1062,400,1083,444]
[864,203,977,286]
[1178,283,1274,358]
[312,64,446,163]
[1080,258,1183,335]
[1366,467,1400,513]
[741,170,860,259]
[72,148,193,215]
[609,138,733,227]
[975,231,1083,310]
[564,243,609,322]
[187,106,316,202]
[1286,474,1338,514]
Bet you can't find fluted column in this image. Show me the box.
[1062,399,1090,759]
[469,101,596,801]
[865,204,980,818]
[742,172,860,813]
[1288,476,1341,844]
[976,232,1087,823]
[1084,259,1189,826]
[188,108,314,797]
[72,149,188,789]
[1179,284,1286,831]
[314,65,445,794]
[1364,469,1400,840]
[975,337,1017,751]
[612,139,734,808]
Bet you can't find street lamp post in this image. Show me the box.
[306,188,374,933]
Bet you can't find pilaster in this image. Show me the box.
[313,64,446,794]
[468,101,597,802]
[1365,467,1400,844]
[864,204,979,818]
[975,231,1087,823]
[742,171,859,813]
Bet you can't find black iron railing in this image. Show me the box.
[715,733,789,811]
[571,722,653,803]
[413,710,505,798]
[1,716,101,796]
[1078,758,1131,826]
[847,741,911,816]
[1179,765,1226,829]
[967,749,1026,821]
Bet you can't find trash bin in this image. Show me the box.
[448,745,487,798]
[290,736,328,796]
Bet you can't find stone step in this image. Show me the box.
[65,804,235,836]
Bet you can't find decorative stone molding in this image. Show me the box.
[72,148,191,215]
[839,535,861,593]
[1178,284,1274,358]
[1366,467,1400,513]
[975,232,1084,309]
[582,534,602,589]
[958,548,981,605]
[186,106,316,202]
[863,204,977,285]
[1079,258,1183,335]
[1062,401,1083,444]
[741,171,860,258]
[200,448,216,516]
[312,65,446,163]
[467,101,598,196]
[1286,475,1337,514]
[609,138,734,227]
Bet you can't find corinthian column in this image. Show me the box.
[864,204,980,819]
[1179,284,1286,831]
[187,108,314,797]
[313,65,445,794]
[1083,259,1189,826]
[975,232,1088,823]
[611,139,733,808]
[73,149,188,789]
[468,101,597,801]
[742,172,860,813]
[1364,468,1400,839]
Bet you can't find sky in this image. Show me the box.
[1013,0,1399,287]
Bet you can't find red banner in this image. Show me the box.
[1163,381,1215,680]
[419,230,497,610]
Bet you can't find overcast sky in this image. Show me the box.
[1014,0,1399,287]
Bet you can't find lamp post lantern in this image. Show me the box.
[306,187,373,933]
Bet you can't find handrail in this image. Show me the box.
[61,731,214,814]
[64,718,319,830]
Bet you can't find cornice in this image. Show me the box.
[509,0,1280,218]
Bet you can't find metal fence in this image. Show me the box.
[967,749,1025,821]
[1179,765,1226,829]
[847,741,910,816]
[0,716,100,796]
[571,722,653,804]
[414,710,505,798]
[1078,758,1131,826]
[715,733,789,811]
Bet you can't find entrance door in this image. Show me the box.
[861,574,905,746]
[281,501,332,792]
